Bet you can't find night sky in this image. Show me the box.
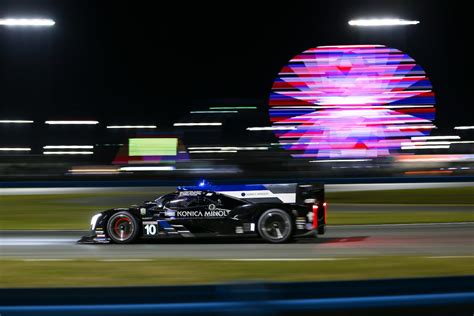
[0,0,472,128]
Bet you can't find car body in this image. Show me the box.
[79,183,326,244]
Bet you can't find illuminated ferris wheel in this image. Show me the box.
[269,45,436,159]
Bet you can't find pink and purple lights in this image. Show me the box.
[269,45,436,159]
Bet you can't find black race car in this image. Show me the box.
[79,183,326,244]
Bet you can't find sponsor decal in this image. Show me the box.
[179,191,201,196]
[176,208,230,218]
[144,224,158,235]
[164,210,176,217]
[240,191,272,197]
[140,208,147,215]
[222,189,296,203]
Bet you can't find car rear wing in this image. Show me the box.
[295,183,325,205]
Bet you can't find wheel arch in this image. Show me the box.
[253,203,297,221]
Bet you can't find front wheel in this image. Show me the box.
[106,211,139,244]
[257,209,293,243]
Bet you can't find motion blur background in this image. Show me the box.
[0,0,474,302]
[0,0,473,182]
[1,4,473,314]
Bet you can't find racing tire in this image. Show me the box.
[257,209,293,243]
[106,211,139,244]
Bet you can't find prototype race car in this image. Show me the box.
[79,183,326,244]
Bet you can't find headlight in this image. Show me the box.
[90,213,102,230]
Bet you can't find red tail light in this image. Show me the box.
[323,202,327,224]
[312,204,318,229]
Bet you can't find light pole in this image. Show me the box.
[348,18,419,27]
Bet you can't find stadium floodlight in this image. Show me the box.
[43,145,94,149]
[454,126,474,130]
[106,125,157,129]
[401,141,452,146]
[401,145,450,150]
[0,18,55,26]
[0,120,34,124]
[119,166,175,171]
[247,126,297,131]
[45,120,99,125]
[0,147,31,151]
[348,18,419,26]
[411,136,460,141]
[173,122,222,126]
[43,151,93,155]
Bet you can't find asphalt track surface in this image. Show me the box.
[1,223,473,259]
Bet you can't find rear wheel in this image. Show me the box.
[106,211,139,244]
[257,209,293,243]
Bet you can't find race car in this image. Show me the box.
[79,182,326,244]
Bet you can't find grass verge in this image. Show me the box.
[0,187,472,229]
[0,191,167,230]
[0,256,472,288]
